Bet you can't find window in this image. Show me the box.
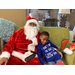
[27,9,58,27]
[26,9,75,30]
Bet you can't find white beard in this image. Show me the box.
[24,26,38,40]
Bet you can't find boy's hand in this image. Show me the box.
[0,57,8,65]
[56,49,63,58]
[58,51,63,58]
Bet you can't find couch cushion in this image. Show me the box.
[0,18,16,42]
[15,26,24,32]
[40,27,70,49]
[64,50,75,65]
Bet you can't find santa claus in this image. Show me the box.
[0,16,41,65]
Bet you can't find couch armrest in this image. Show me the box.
[69,31,74,41]
[63,50,75,65]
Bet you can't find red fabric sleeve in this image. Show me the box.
[37,31,41,43]
[2,29,24,55]
[2,31,18,54]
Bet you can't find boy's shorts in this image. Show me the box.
[47,59,65,65]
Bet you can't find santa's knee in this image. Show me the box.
[32,57,41,65]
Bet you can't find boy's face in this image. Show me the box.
[40,35,49,45]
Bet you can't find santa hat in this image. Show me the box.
[60,39,74,55]
[24,16,39,31]
[61,39,69,51]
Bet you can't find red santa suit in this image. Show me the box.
[0,16,41,65]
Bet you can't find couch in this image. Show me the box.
[1,26,75,65]
[15,26,75,65]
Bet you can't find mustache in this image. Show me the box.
[28,26,37,29]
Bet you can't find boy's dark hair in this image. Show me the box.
[40,31,49,37]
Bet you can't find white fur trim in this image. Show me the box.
[31,37,38,45]
[12,51,26,62]
[63,48,73,55]
[0,52,10,59]
[28,37,38,51]
[12,51,35,62]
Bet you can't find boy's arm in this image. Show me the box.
[37,46,45,65]
[49,40,63,58]
[49,40,58,49]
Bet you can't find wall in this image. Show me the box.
[50,9,58,18]
[0,9,26,26]
[0,9,26,53]
[68,9,75,25]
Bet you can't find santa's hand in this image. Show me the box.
[0,57,8,65]
[29,50,33,51]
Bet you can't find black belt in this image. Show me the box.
[16,48,36,62]
[16,48,36,53]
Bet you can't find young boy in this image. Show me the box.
[37,31,63,65]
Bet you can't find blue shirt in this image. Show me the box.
[37,40,61,65]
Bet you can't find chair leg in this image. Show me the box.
[1,39,4,52]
